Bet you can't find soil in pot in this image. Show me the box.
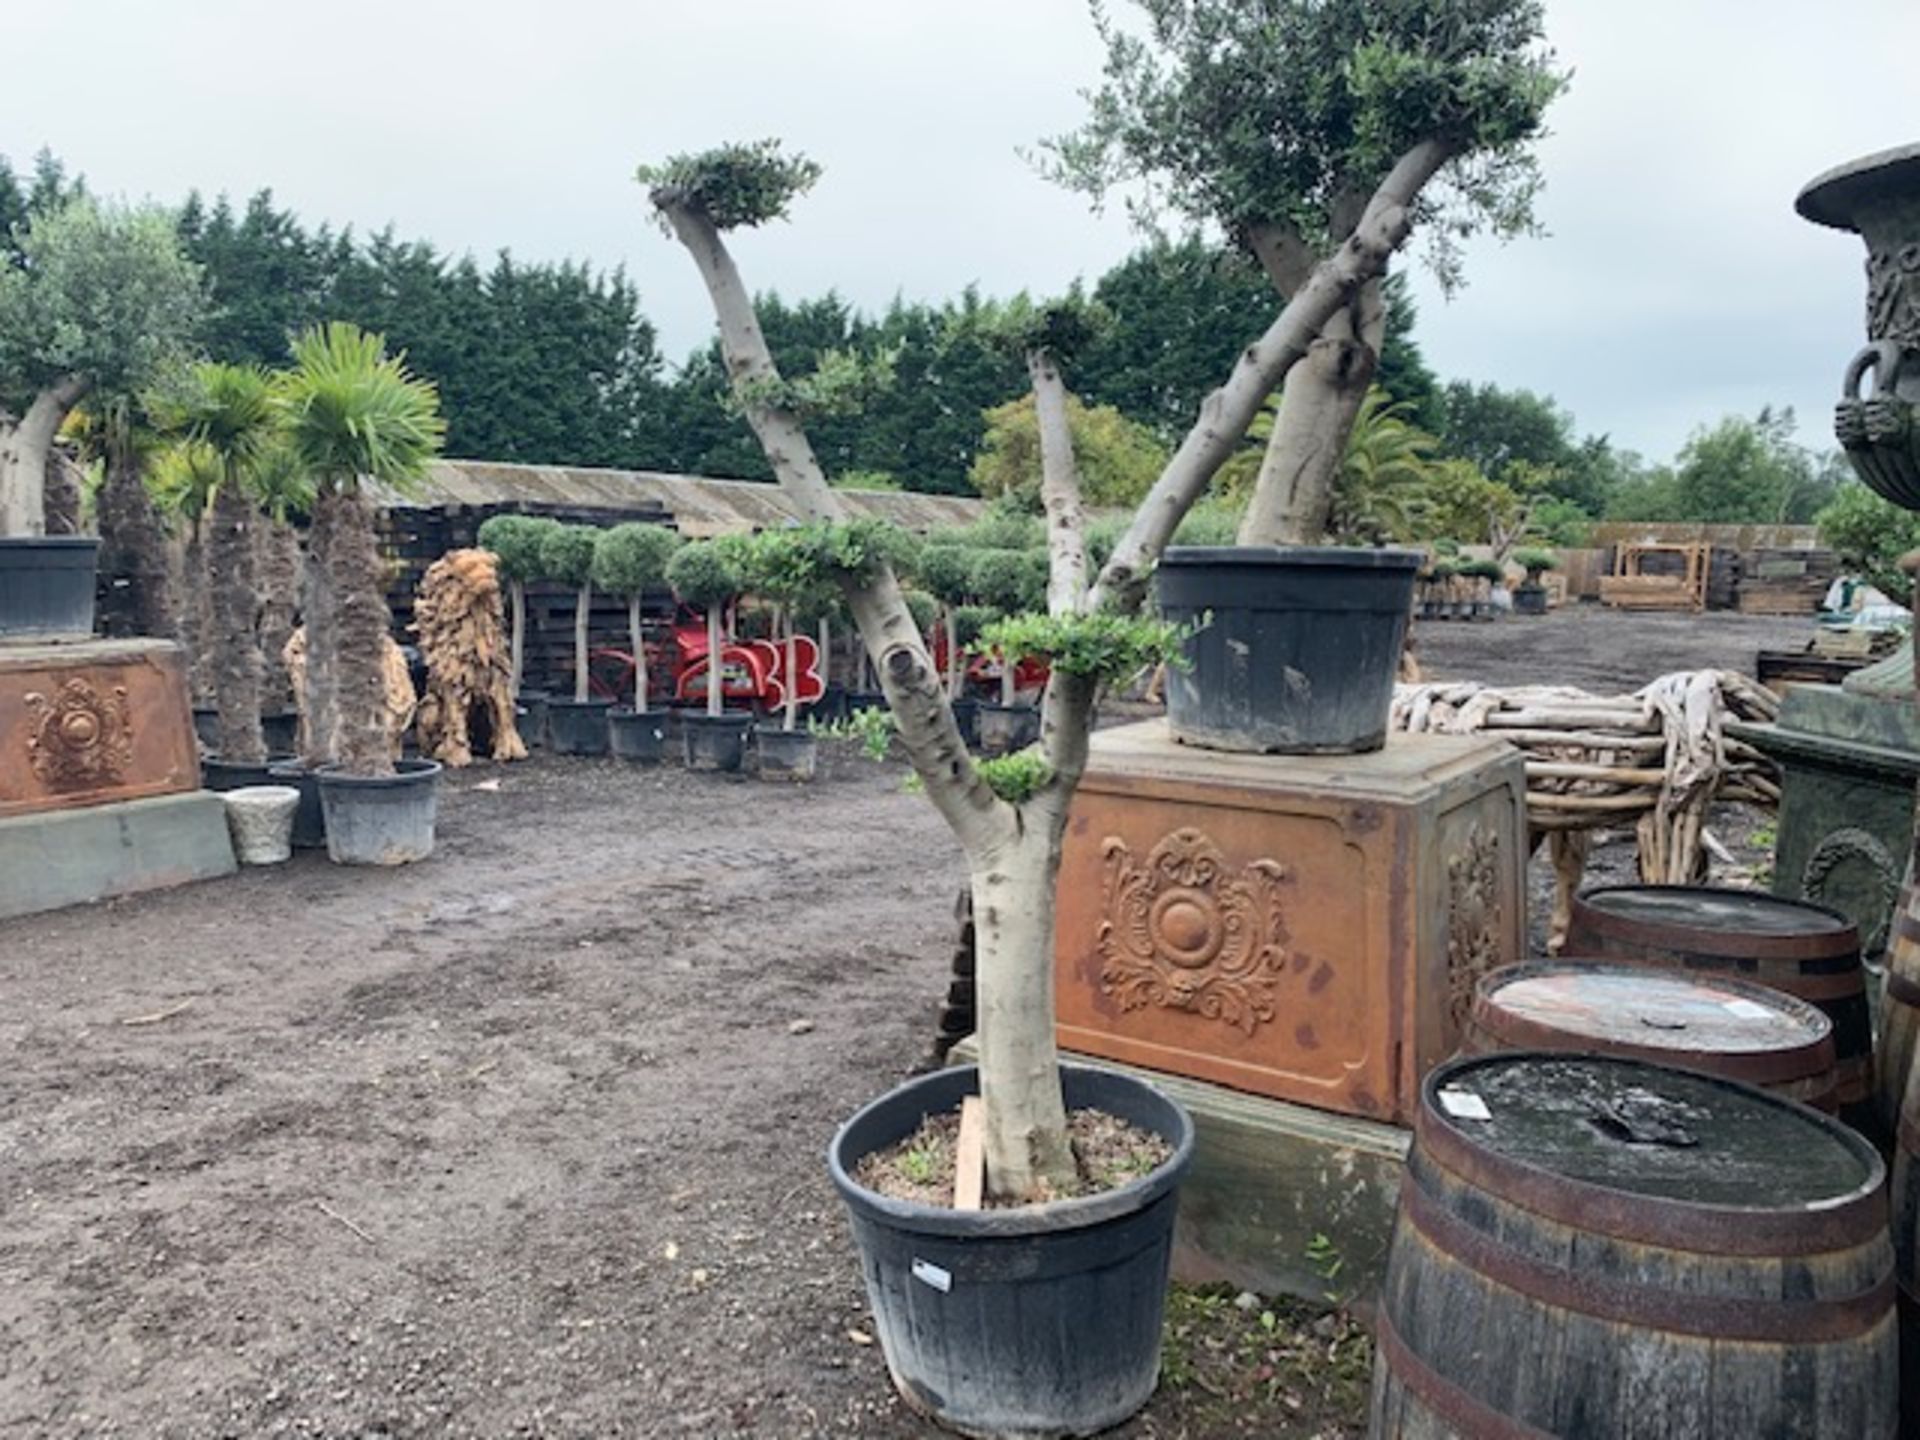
[829,1063,1194,1439]
[546,697,612,757]
[682,712,752,773]
[267,760,327,848]
[1157,545,1420,754]
[857,1107,1171,1209]
[755,727,817,781]
[608,708,667,763]
[316,759,441,866]
[975,703,1040,757]
[0,536,100,640]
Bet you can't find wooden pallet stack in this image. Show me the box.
[1736,548,1839,615]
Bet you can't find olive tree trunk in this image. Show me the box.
[322,487,393,777]
[208,479,266,763]
[0,376,90,537]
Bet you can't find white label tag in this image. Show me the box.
[911,1258,952,1293]
[1438,1088,1492,1121]
[1723,999,1774,1021]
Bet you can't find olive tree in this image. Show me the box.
[644,135,1442,1199]
[1044,0,1564,546]
[0,198,204,535]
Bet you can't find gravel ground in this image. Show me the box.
[0,604,1815,1438]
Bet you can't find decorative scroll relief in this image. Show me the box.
[1803,825,1901,955]
[1446,823,1503,1031]
[1866,243,1920,353]
[24,678,135,790]
[1097,827,1290,1035]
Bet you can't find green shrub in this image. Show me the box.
[666,538,744,609]
[477,514,562,584]
[591,522,681,596]
[539,523,601,588]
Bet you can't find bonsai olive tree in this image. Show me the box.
[665,538,744,718]
[540,523,602,705]
[1514,547,1558,585]
[279,323,444,775]
[0,198,204,535]
[645,135,1443,1200]
[1042,0,1563,547]
[476,513,563,697]
[153,361,285,763]
[591,522,682,716]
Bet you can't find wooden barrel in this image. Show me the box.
[1565,885,1875,1118]
[1468,960,1840,1111]
[1880,880,1920,1134]
[1372,1053,1897,1438]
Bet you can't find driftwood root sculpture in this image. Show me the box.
[412,548,526,767]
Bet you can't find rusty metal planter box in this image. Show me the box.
[0,639,200,818]
[1054,721,1527,1125]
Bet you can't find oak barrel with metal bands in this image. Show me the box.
[1564,885,1874,1112]
[1371,1053,1897,1439]
[1466,960,1841,1111]
[1887,1038,1920,1437]
[1880,881,1920,1134]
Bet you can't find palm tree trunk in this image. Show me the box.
[185,522,215,705]
[42,450,83,537]
[324,487,395,776]
[209,479,266,763]
[301,494,340,767]
[96,443,176,640]
[257,519,301,716]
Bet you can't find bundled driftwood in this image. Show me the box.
[1393,671,1782,946]
[412,548,527,767]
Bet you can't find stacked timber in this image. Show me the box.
[1466,960,1839,1110]
[1737,547,1840,615]
[1372,1053,1897,1437]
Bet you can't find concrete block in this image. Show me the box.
[0,789,236,921]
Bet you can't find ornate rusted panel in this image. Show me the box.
[0,639,199,817]
[1054,721,1526,1126]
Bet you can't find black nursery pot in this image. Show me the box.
[515,691,550,750]
[682,711,752,772]
[545,697,612,757]
[1157,545,1420,755]
[202,754,295,792]
[828,1064,1195,1439]
[1513,582,1549,616]
[608,708,668,763]
[755,725,818,781]
[259,710,299,755]
[316,758,441,866]
[267,760,328,849]
[0,536,99,640]
[975,702,1040,757]
[949,695,981,749]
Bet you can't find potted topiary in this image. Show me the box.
[665,536,752,771]
[538,522,611,755]
[591,521,682,763]
[744,526,828,780]
[970,546,1048,755]
[475,512,564,748]
[1512,546,1557,615]
[1459,556,1505,620]
[916,537,984,745]
[279,322,445,866]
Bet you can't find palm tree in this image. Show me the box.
[1328,388,1440,543]
[65,396,176,641]
[155,362,284,763]
[277,323,444,776]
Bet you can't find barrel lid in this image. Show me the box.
[1474,962,1834,1082]
[1579,885,1853,937]
[1420,1053,1885,1254]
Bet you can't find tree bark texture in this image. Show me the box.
[208,479,266,763]
[257,520,301,715]
[96,446,176,640]
[0,376,89,537]
[184,527,216,705]
[630,595,648,713]
[509,580,527,696]
[300,495,340,767]
[1237,280,1385,545]
[705,602,723,717]
[42,448,83,537]
[1029,351,1086,611]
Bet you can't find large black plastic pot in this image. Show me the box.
[829,1064,1194,1439]
[268,760,328,849]
[316,758,441,865]
[1157,545,1421,754]
[608,708,667,763]
[1513,582,1548,615]
[976,703,1040,757]
[0,536,99,640]
[546,697,612,756]
[950,695,981,749]
[682,711,752,772]
[202,754,295,792]
[516,691,550,750]
[756,726,818,781]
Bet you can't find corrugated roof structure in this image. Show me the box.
[373,459,985,536]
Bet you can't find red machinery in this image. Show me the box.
[584,609,823,712]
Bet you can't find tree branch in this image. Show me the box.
[1242,220,1315,297]
[1027,349,1088,617]
[1090,137,1460,613]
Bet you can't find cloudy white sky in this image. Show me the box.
[6,1,1917,464]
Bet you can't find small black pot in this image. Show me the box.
[1513,582,1549,615]
[316,758,441,865]
[260,710,299,755]
[1157,545,1420,754]
[949,695,982,749]
[608,708,667,763]
[682,711,752,773]
[546,697,612,756]
[0,536,100,640]
[202,754,295,792]
[756,726,818,781]
[516,691,551,750]
[817,684,852,726]
[192,707,220,752]
[829,1064,1194,1438]
[976,703,1040,757]
[268,760,328,849]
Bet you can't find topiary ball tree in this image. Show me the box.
[477,513,564,696]
[918,540,980,697]
[538,523,603,704]
[970,548,1050,706]
[666,538,745,717]
[1513,547,1559,583]
[743,526,834,731]
[591,523,682,714]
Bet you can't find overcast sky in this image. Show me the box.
[7,0,1918,465]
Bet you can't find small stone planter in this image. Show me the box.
[316,759,442,866]
[220,785,301,865]
[756,726,818,781]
